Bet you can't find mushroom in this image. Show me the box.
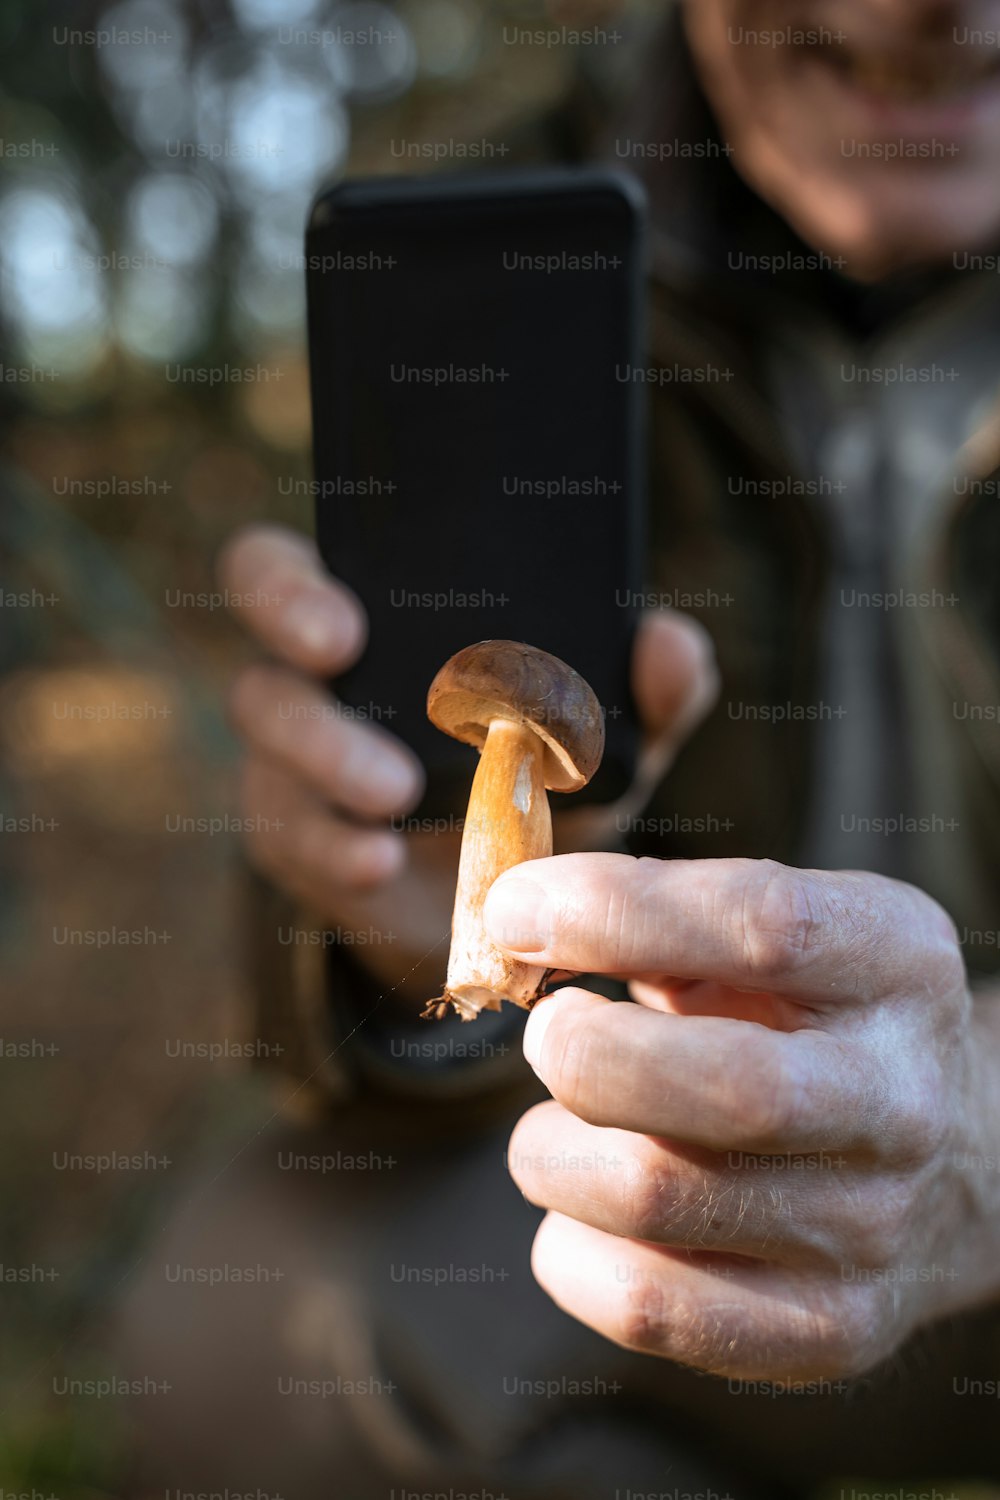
[422,640,604,1022]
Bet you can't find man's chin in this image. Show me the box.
[764,170,1000,281]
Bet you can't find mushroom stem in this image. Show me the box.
[435,716,552,1021]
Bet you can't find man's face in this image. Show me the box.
[681,0,1000,279]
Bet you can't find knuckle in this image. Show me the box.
[907,889,967,999]
[620,1151,751,1251]
[814,1285,888,1379]
[745,1286,884,1383]
[847,1180,913,1269]
[740,861,826,981]
[884,1077,949,1168]
[216,524,267,591]
[294,815,384,892]
[620,1156,679,1242]
[616,1272,671,1354]
[227,664,279,740]
[342,836,394,890]
[909,883,960,946]
[884,883,967,1010]
[292,813,336,883]
[334,735,376,802]
[924,938,968,1011]
[663,1299,763,1378]
[726,1038,803,1149]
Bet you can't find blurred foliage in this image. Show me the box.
[0,0,648,659]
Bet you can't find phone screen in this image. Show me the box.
[306,168,647,815]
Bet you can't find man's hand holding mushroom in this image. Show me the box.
[216,525,1000,1381]
[487,854,1000,1382]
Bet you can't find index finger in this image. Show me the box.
[518,986,872,1154]
[216,524,367,675]
[483,854,961,1006]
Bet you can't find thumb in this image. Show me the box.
[631,610,719,748]
[612,611,719,824]
[551,612,719,853]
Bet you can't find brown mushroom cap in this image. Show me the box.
[427,640,605,792]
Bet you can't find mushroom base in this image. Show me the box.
[423,973,553,1025]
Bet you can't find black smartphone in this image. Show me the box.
[305,167,647,818]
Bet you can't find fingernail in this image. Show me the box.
[522,997,556,1075]
[283,593,343,655]
[484,876,551,952]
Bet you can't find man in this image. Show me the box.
[125,2,1000,1494]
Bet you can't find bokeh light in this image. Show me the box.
[231,0,326,28]
[326,2,417,100]
[0,184,109,372]
[95,0,188,93]
[126,172,220,267]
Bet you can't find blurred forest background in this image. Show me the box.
[5,3,1000,1498]
[0,0,645,1491]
